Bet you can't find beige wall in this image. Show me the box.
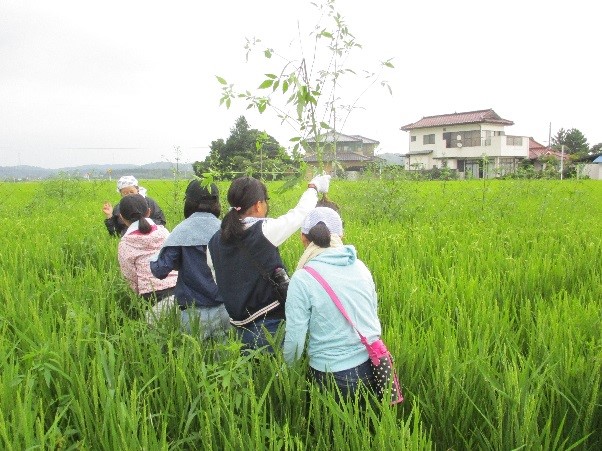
[582,164,602,180]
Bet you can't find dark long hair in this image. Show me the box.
[304,222,331,248]
[183,180,221,219]
[220,176,268,243]
[119,194,152,234]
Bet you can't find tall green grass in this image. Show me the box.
[0,178,599,449]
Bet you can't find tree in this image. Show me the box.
[551,128,589,156]
[217,0,392,173]
[589,143,602,156]
[193,116,299,180]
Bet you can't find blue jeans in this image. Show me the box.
[181,304,231,340]
[236,318,284,353]
[309,359,375,399]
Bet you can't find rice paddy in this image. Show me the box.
[0,177,600,449]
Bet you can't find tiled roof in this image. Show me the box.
[305,131,379,144]
[405,150,433,156]
[400,109,513,131]
[528,137,568,160]
[350,135,380,144]
[303,151,377,163]
[529,138,546,149]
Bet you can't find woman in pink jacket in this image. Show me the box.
[117,194,178,322]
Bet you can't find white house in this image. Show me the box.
[400,109,530,178]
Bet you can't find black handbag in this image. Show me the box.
[237,242,289,302]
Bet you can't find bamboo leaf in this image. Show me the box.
[258,79,273,89]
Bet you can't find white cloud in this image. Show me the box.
[1,0,600,168]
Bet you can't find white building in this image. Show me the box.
[400,109,530,178]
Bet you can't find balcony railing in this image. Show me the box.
[506,136,523,146]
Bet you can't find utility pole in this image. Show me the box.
[560,145,565,180]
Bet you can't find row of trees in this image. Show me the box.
[193,121,602,181]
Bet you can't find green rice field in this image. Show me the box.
[0,177,600,449]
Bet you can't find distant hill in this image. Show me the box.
[376,152,406,165]
[0,162,196,181]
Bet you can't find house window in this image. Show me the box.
[457,160,465,172]
[443,132,451,148]
[449,130,481,148]
[483,130,492,146]
[410,136,416,142]
[423,134,435,145]
[498,157,516,175]
[506,136,523,146]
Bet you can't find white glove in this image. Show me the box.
[309,174,331,193]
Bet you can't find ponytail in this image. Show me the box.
[305,222,331,248]
[221,177,268,244]
[119,194,152,235]
[138,217,152,234]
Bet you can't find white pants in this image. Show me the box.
[144,295,177,325]
[145,298,231,340]
[180,304,231,340]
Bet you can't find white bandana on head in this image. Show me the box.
[117,175,138,192]
[301,207,343,236]
[116,175,147,197]
[296,207,344,269]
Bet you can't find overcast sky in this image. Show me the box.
[1,0,600,169]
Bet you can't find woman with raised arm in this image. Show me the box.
[102,175,166,236]
[207,174,330,351]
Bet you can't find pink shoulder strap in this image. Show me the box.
[303,266,369,348]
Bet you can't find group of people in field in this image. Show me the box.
[103,174,384,400]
